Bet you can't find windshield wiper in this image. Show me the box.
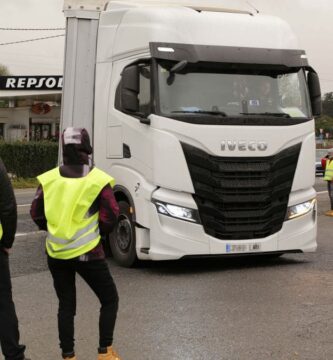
[240,112,291,118]
[172,110,227,116]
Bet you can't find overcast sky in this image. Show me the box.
[0,0,332,93]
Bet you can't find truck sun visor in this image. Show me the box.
[150,42,309,67]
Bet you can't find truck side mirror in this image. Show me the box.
[308,71,322,116]
[121,65,139,113]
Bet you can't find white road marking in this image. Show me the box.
[16,231,45,237]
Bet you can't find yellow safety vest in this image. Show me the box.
[0,222,3,241]
[324,159,333,181]
[37,167,115,260]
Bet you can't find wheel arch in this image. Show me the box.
[113,185,136,222]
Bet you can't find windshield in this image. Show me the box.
[157,61,312,120]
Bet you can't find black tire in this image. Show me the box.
[109,200,137,267]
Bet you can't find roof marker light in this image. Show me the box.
[157,47,175,53]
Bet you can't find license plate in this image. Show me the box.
[249,243,261,251]
[226,243,261,253]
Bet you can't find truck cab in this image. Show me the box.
[62,0,321,266]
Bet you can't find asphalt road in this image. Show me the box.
[16,188,39,235]
[8,182,333,360]
[315,174,328,193]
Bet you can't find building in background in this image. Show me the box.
[0,76,62,141]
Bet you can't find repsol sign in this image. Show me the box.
[0,76,63,90]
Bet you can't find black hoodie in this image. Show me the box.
[0,158,17,250]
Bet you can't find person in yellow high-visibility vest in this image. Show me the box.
[324,150,333,216]
[30,128,121,360]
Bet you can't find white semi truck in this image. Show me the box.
[61,0,322,266]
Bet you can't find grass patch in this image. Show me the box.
[11,177,39,189]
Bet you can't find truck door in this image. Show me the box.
[105,58,153,179]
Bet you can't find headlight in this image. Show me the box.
[153,200,201,223]
[286,199,316,220]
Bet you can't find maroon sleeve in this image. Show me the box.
[98,184,119,234]
[30,185,47,231]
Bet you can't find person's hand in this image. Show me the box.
[3,248,10,255]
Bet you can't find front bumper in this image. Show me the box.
[142,200,317,261]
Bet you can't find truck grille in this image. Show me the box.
[182,143,301,240]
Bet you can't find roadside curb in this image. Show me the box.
[14,188,37,194]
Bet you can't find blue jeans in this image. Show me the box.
[0,250,26,360]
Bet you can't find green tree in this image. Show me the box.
[0,64,10,76]
[315,115,333,134]
[322,92,333,117]
[0,64,10,108]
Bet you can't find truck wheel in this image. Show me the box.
[109,201,137,267]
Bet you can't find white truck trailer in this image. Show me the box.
[61,0,322,266]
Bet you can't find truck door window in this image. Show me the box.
[115,63,151,117]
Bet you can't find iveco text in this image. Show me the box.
[221,141,268,151]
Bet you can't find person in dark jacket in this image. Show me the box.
[30,128,121,360]
[0,158,30,360]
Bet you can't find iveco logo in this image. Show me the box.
[221,140,268,151]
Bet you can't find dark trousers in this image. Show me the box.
[47,256,119,354]
[0,250,26,360]
[328,181,333,210]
